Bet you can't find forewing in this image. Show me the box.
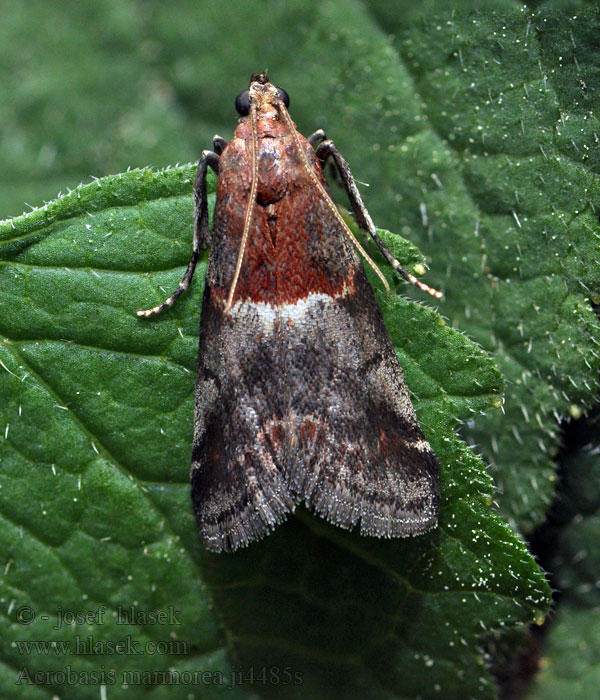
[190,290,295,552]
[279,268,440,537]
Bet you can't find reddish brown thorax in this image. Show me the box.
[208,77,355,308]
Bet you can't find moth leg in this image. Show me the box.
[137,150,220,317]
[315,139,442,299]
[212,134,227,155]
[307,129,326,148]
[194,150,220,249]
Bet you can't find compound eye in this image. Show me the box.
[276,87,290,108]
[235,90,250,116]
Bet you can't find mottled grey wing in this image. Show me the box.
[280,269,440,537]
[190,287,296,552]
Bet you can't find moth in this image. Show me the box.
[138,73,441,552]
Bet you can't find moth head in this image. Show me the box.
[235,73,290,119]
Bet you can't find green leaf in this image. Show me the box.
[356,2,600,533]
[0,167,549,699]
[0,167,244,700]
